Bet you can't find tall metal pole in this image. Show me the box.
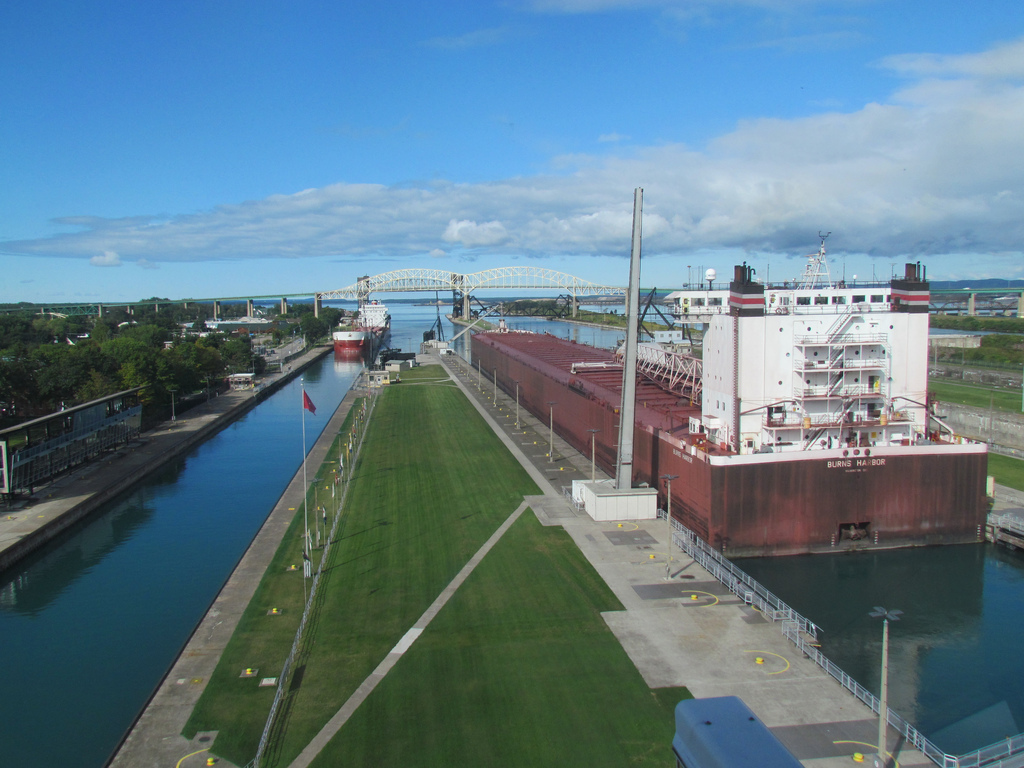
[515,381,520,429]
[301,379,310,582]
[662,473,678,578]
[869,606,901,768]
[170,390,177,422]
[547,401,557,462]
[616,188,643,489]
[879,619,889,766]
[588,428,601,480]
[493,368,497,404]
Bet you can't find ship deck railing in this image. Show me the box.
[671,519,1024,768]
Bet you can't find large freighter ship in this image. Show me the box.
[333,300,391,360]
[472,247,988,557]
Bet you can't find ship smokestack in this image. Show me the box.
[616,188,643,489]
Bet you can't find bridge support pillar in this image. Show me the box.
[280,297,288,315]
[183,301,190,311]
[154,303,159,314]
[314,294,322,318]
[968,293,977,316]
[246,299,254,316]
[213,300,221,320]
[462,292,471,320]
[97,304,104,318]
[1019,292,1024,318]
[571,295,579,318]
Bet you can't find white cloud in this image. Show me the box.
[598,132,630,143]
[881,37,1024,80]
[429,248,448,258]
[6,36,1024,277]
[442,218,511,247]
[90,250,122,267]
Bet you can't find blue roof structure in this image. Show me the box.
[672,696,803,768]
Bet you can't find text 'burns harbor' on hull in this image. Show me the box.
[472,248,988,557]
[333,300,391,360]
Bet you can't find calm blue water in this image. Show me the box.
[739,544,1024,755]
[0,354,361,768]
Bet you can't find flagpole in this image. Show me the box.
[301,379,309,585]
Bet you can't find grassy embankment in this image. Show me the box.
[929,379,1023,412]
[186,364,688,767]
[928,378,1024,491]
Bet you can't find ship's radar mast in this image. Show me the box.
[798,232,832,290]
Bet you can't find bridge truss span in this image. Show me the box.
[317,266,624,301]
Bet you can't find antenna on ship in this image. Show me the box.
[799,231,832,290]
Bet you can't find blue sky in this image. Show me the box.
[3,0,1024,303]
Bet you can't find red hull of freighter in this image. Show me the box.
[333,338,368,357]
[472,331,989,557]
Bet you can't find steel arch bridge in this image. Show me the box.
[317,267,624,301]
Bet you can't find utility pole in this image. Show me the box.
[869,606,902,768]
[547,401,557,462]
[661,474,678,578]
[588,428,601,480]
[515,380,520,429]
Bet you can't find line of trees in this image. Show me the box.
[0,308,263,429]
[931,314,1024,368]
[0,301,347,430]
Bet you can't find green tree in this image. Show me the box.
[298,313,327,343]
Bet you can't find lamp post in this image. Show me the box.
[547,401,557,462]
[514,380,520,429]
[493,368,497,404]
[587,428,601,480]
[869,606,902,767]
[661,474,678,578]
[169,389,177,422]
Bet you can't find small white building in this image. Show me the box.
[227,373,256,390]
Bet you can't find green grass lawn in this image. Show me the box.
[929,378,1024,412]
[989,453,1024,492]
[310,511,689,768]
[185,364,690,767]
[186,366,541,765]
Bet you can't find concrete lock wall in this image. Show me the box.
[936,402,1024,454]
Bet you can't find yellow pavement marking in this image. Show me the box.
[683,590,719,606]
[175,747,210,768]
[833,741,899,768]
[743,649,790,674]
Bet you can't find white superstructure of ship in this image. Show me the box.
[333,300,391,359]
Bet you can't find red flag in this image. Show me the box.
[303,390,316,415]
